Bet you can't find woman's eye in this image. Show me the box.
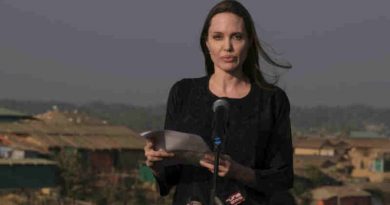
[213,35,223,40]
[233,34,243,40]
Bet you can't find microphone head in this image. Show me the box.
[212,99,229,112]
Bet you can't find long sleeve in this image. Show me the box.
[252,88,294,194]
[154,80,186,196]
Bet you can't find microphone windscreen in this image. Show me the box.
[212,99,229,112]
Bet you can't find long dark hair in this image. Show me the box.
[200,0,291,88]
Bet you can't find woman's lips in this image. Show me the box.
[221,56,236,63]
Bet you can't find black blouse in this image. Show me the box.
[155,76,293,205]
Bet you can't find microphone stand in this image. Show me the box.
[209,135,222,205]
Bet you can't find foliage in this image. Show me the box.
[292,175,313,197]
[80,102,165,132]
[53,149,96,201]
[291,104,390,134]
[52,148,174,204]
[303,165,340,187]
[1,100,390,134]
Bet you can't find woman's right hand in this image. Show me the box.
[144,140,175,170]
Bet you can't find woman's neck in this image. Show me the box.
[209,69,250,98]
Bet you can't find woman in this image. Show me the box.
[144,1,294,204]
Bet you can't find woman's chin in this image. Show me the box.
[214,63,241,72]
[218,67,241,74]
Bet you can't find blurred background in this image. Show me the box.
[0,0,389,204]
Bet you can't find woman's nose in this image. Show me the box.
[223,39,233,52]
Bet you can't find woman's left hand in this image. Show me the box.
[199,153,237,177]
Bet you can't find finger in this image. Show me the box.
[202,154,215,164]
[218,159,226,166]
[147,150,174,158]
[218,165,229,173]
[145,150,159,157]
[218,171,228,177]
[145,151,174,158]
[204,153,215,161]
[219,159,231,167]
[217,164,229,175]
[156,149,175,157]
[199,160,214,170]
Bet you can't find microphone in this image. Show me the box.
[210,99,229,205]
[212,99,229,146]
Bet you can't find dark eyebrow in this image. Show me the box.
[210,32,245,35]
[231,32,244,36]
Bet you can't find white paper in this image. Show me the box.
[141,130,211,166]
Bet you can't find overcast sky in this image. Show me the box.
[0,0,389,107]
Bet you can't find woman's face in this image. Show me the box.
[206,12,249,74]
